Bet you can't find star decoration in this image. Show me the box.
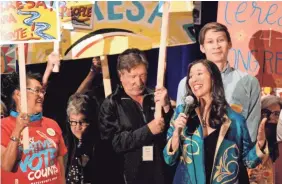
[235,30,246,42]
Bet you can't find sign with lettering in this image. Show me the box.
[0,1,60,44]
[59,1,94,30]
[1,129,64,184]
[23,1,195,65]
[217,1,282,87]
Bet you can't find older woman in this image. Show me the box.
[261,95,282,161]
[249,95,282,184]
[65,93,100,184]
[1,72,67,184]
[163,59,268,184]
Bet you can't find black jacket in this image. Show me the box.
[99,86,175,184]
[64,131,105,184]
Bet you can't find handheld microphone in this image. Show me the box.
[184,96,194,115]
[177,96,194,135]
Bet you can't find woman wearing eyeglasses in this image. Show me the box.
[1,72,67,184]
[249,95,282,183]
[261,95,282,162]
[65,93,100,184]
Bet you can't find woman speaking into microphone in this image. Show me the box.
[163,59,268,184]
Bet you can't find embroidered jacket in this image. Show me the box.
[163,105,268,184]
[176,64,261,143]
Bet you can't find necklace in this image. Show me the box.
[78,139,82,148]
[10,110,43,122]
[200,109,208,128]
[202,117,207,128]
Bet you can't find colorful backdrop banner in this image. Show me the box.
[217,1,282,88]
[1,45,17,73]
[23,1,195,65]
[0,1,60,44]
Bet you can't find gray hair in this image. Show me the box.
[117,48,148,73]
[67,93,89,117]
[66,93,99,124]
[261,95,282,109]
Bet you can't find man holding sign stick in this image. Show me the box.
[99,48,174,184]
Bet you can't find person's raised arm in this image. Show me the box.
[242,117,268,169]
[76,57,101,94]
[42,52,61,88]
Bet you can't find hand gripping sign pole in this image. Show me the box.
[155,1,170,118]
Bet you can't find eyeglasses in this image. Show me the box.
[26,88,46,96]
[68,120,89,127]
[261,109,281,119]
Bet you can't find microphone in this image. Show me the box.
[184,96,194,115]
[177,96,194,135]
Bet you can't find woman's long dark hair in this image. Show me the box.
[65,93,100,172]
[186,59,229,129]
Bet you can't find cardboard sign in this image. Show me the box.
[217,2,282,87]
[59,1,94,30]
[19,1,194,65]
[0,1,60,44]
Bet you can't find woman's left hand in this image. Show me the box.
[257,118,267,150]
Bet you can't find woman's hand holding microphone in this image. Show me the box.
[173,113,188,137]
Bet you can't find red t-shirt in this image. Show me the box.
[1,116,67,184]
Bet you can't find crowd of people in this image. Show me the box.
[1,22,282,184]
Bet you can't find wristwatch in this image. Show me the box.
[10,136,20,142]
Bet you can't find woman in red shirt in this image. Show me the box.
[1,72,67,184]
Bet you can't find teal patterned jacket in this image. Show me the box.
[163,105,268,184]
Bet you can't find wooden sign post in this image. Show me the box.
[155,1,170,118]
[101,55,112,97]
[18,43,29,150]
